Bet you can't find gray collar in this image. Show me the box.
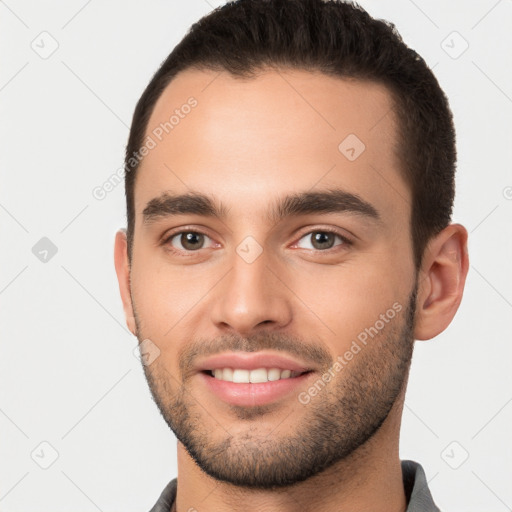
[402,459,441,511]
[149,459,440,512]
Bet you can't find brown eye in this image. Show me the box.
[296,230,351,251]
[167,231,213,252]
[311,232,336,250]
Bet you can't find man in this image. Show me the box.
[114,1,469,510]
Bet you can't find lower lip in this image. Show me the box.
[199,371,313,407]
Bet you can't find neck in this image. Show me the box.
[174,396,407,512]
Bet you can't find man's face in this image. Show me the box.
[126,69,419,487]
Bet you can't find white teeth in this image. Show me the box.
[210,367,303,383]
[249,368,268,383]
[232,369,250,383]
[267,368,281,381]
[223,367,234,381]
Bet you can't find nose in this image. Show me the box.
[209,247,293,336]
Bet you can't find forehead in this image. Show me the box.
[134,68,410,228]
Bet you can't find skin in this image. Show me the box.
[114,68,469,512]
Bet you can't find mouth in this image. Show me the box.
[199,367,315,407]
[202,367,312,383]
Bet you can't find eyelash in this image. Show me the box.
[161,227,353,256]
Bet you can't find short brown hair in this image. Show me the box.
[124,0,456,269]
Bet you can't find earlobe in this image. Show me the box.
[414,223,469,341]
[113,229,137,336]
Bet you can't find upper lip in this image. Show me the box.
[196,352,315,373]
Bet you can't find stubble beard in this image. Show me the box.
[135,282,417,489]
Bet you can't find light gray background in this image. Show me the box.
[1,1,511,511]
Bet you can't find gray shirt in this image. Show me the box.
[148,459,440,512]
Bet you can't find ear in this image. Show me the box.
[414,223,469,340]
[114,229,137,336]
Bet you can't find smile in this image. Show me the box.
[207,367,307,383]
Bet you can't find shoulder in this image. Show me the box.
[401,460,441,512]
[148,478,178,512]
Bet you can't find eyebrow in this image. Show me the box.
[142,188,382,226]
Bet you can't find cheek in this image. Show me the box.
[130,251,221,340]
[288,257,409,351]
[130,267,200,378]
